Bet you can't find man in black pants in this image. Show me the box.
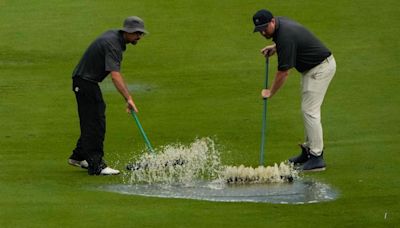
[68,16,148,175]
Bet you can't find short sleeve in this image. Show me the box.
[104,42,122,72]
[277,39,296,71]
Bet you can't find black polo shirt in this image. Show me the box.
[273,17,331,73]
[72,30,126,83]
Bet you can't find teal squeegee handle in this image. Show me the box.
[259,57,269,166]
[130,110,155,153]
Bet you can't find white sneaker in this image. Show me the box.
[100,167,120,175]
[68,159,89,169]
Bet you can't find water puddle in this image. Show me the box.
[100,138,338,204]
[100,79,152,93]
[100,179,338,204]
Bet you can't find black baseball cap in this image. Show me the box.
[252,9,273,32]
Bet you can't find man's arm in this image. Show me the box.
[110,71,138,112]
[261,70,289,98]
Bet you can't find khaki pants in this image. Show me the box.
[301,55,336,156]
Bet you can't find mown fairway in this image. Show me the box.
[0,0,399,227]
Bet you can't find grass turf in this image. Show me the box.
[0,0,399,227]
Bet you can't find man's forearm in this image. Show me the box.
[270,70,289,97]
[111,71,132,101]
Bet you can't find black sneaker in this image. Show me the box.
[288,144,310,165]
[302,153,326,172]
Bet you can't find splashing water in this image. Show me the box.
[124,137,298,185]
[222,162,298,184]
[124,138,222,185]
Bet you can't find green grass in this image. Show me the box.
[0,0,399,227]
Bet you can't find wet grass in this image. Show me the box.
[0,0,399,227]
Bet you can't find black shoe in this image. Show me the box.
[288,144,310,165]
[302,153,326,172]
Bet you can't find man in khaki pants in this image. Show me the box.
[252,9,336,171]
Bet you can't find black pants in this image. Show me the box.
[71,77,106,175]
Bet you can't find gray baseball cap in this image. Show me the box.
[120,16,148,34]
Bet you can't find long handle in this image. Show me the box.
[131,110,155,153]
[259,57,269,166]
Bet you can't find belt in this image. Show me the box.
[74,75,99,84]
[322,54,334,64]
[302,55,334,74]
